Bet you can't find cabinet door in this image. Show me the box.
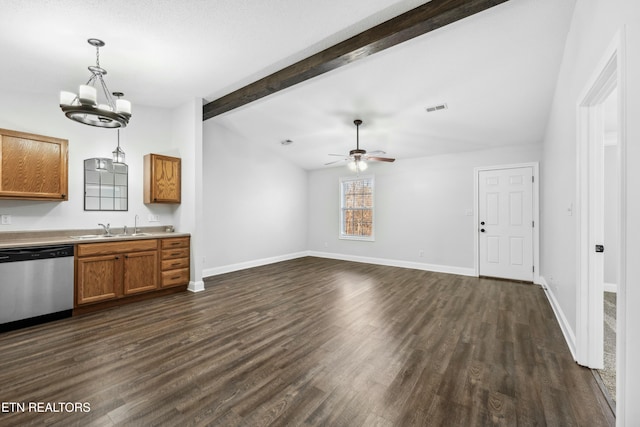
[144,154,181,203]
[77,255,121,305]
[123,251,158,295]
[0,129,68,200]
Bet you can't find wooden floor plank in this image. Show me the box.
[0,257,613,426]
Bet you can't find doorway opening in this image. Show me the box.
[576,31,626,418]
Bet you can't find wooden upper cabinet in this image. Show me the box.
[0,128,68,200]
[144,153,181,204]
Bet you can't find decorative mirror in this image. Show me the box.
[84,158,128,211]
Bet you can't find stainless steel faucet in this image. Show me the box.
[134,215,140,235]
[98,223,112,236]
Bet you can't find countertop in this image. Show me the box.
[0,227,190,250]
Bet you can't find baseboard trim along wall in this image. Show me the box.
[538,275,577,361]
[188,280,205,293]
[203,250,476,280]
[202,252,309,278]
[307,251,477,277]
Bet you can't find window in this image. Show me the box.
[340,175,374,241]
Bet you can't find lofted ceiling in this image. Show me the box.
[0,0,576,170]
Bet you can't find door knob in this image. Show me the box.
[480,229,485,233]
[480,221,485,225]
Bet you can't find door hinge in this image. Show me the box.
[532,220,535,227]
[532,266,535,272]
[532,176,534,183]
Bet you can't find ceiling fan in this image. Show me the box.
[325,119,395,170]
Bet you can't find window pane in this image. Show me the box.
[340,177,374,239]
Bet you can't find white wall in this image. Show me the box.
[0,89,180,232]
[202,119,308,275]
[540,0,640,422]
[171,98,204,291]
[308,144,541,272]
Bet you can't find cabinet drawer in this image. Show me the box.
[162,247,189,260]
[161,257,189,270]
[78,239,158,257]
[161,268,189,287]
[161,237,189,249]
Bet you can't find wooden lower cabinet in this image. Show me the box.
[76,254,120,305]
[123,251,158,295]
[75,236,189,312]
[160,237,190,288]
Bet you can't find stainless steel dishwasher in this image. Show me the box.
[0,245,74,333]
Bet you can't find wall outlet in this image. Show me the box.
[418,249,425,258]
[148,214,160,222]
[1,215,11,225]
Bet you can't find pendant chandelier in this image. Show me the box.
[59,38,131,128]
[112,129,126,164]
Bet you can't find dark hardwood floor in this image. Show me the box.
[0,257,613,426]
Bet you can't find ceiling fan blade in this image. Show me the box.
[324,158,348,165]
[367,150,386,156]
[366,156,395,162]
[328,153,347,156]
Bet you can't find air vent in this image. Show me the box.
[281,139,293,146]
[425,103,448,113]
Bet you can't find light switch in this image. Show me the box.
[1,215,11,225]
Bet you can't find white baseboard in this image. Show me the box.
[202,251,309,278]
[188,280,205,293]
[604,282,617,293]
[538,275,577,361]
[307,251,476,277]
[202,250,476,280]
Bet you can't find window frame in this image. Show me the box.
[339,175,375,241]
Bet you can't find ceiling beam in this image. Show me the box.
[203,0,510,120]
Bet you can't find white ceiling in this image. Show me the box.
[0,0,576,170]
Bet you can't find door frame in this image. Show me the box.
[575,29,626,413]
[473,162,540,283]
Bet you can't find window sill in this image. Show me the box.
[339,235,375,242]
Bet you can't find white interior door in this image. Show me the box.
[478,167,534,281]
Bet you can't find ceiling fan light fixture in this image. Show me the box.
[325,119,395,169]
[348,158,367,172]
[59,38,132,129]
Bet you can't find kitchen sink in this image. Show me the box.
[70,234,113,240]
[69,233,156,240]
